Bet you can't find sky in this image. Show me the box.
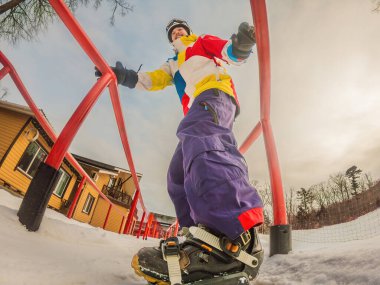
[1,0,380,216]
[1,188,380,285]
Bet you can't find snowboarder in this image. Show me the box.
[96,18,264,285]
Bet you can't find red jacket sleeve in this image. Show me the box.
[186,34,243,64]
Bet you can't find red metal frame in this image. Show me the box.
[0,66,10,80]
[67,177,86,219]
[239,0,287,225]
[143,213,154,240]
[152,221,157,237]
[1,0,148,234]
[173,220,179,236]
[165,219,179,238]
[136,211,146,238]
[45,0,146,231]
[2,0,288,236]
[0,50,151,236]
[239,122,262,153]
[0,51,134,231]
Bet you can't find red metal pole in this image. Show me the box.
[128,220,134,235]
[103,204,112,229]
[250,0,287,225]
[45,73,112,169]
[152,221,157,238]
[173,220,179,237]
[148,220,153,238]
[155,226,160,238]
[67,177,86,219]
[123,188,140,234]
[109,82,144,233]
[167,227,172,239]
[0,66,10,80]
[250,0,291,256]
[136,212,146,239]
[164,227,169,239]
[262,121,287,223]
[143,213,153,240]
[239,122,262,154]
[154,223,161,238]
[124,190,140,233]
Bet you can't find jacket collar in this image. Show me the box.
[172,34,198,53]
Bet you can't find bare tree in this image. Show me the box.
[0,0,133,44]
[253,181,273,233]
[311,183,328,210]
[362,172,374,189]
[285,187,297,224]
[329,172,350,202]
[256,182,272,219]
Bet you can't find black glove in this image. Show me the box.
[95,61,138,89]
[231,22,256,60]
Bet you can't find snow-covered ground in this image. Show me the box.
[1,188,380,285]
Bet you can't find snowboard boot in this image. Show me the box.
[131,225,264,285]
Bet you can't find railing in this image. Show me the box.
[1,0,291,251]
[165,220,179,239]
[102,185,132,207]
[0,0,150,235]
[0,52,138,234]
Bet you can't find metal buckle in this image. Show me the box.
[161,237,180,261]
[239,230,251,246]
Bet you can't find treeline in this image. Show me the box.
[254,165,380,233]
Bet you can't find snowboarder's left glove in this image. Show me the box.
[231,22,256,60]
[95,61,138,89]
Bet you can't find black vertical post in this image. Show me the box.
[269,224,292,256]
[18,163,60,231]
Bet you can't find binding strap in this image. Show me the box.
[161,237,182,285]
[189,227,259,268]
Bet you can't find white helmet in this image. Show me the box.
[166,18,191,42]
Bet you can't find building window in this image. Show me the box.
[53,169,71,198]
[82,193,95,214]
[91,172,99,182]
[107,176,116,188]
[17,142,47,178]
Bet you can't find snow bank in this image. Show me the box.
[1,189,380,285]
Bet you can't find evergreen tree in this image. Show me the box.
[345,166,362,196]
[296,187,314,226]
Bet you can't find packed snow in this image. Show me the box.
[1,188,380,285]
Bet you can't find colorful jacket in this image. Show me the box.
[136,34,246,116]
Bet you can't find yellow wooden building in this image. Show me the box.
[0,100,142,233]
[72,154,142,233]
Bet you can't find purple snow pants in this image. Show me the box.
[167,89,263,240]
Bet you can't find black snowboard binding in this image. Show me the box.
[131,225,263,285]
